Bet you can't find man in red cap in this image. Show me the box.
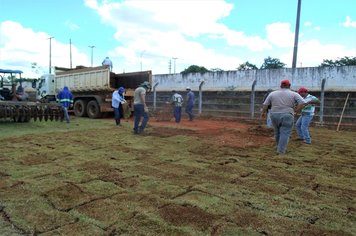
[261,79,306,154]
[295,87,320,144]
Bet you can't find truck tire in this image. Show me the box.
[87,100,102,119]
[74,99,88,117]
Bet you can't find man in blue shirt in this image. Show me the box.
[185,87,195,121]
[102,56,113,71]
[57,86,73,123]
[112,87,126,126]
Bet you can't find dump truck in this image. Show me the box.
[0,69,64,122]
[37,66,152,118]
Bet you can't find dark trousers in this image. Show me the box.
[185,104,194,121]
[174,106,182,123]
[114,106,120,125]
[134,104,149,133]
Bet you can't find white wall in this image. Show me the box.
[152,66,356,92]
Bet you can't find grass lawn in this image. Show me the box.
[0,117,355,235]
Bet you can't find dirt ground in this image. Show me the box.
[0,116,355,235]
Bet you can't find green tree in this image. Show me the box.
[260,57,286,69]
[181,65,210,75]
[319,56,356,67]
[237,61,258,71]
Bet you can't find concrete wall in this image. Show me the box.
[152,66,356,92]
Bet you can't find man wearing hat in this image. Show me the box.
[185,87,195,121]
[261,79,306,154]
[295,87,320,144]
[133,81,151,134]
[112,86,126,126]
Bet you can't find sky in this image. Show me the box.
[0,0,355,78]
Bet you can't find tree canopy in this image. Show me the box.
[237,61,258,71]
[260,57,286,69]
[319,56,356,67]
[181,65,210,75]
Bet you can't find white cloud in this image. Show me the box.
[83,0,270,72]
[65,20,80,31]
[343,16,356,28]
[280,39,355,68]
[266,22,294,48]
[0,21,89,77]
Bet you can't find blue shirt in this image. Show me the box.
[186,91,194,106]
[112,90,125,108]
[57,86,73,108]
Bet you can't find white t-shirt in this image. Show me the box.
[263,88,306,114]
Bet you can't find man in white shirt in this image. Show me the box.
[295,87,320,144]
[261,79,306,154]
[171,90,183,123]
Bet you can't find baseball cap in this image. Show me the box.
[281,79,291,86]
[298,87,308,93]
[186,87,191,90]
[118,87,125,93]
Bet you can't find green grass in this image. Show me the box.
[0,117,355,235]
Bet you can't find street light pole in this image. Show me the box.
[89,46,95,67]
[172,57,178,74]
[292,0,302,69]
[48,37,54,74]
[140,50,146,71]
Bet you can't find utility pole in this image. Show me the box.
[70,39,72,69]
[140,50,146,71]
[292,0,302,69]
[89,45,95,67]
[172,57,178,74]
[48,37,54,74]
[168,59,172,74]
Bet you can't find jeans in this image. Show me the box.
[113,107,121,125]
[174,106,182,123]
[266,110,273,128]
[270,112,294,154]
[63,107,70,123]
[296,114,313,144]
[185,104,194,121]
[133,104,149,133]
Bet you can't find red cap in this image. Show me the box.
[281,79,291,86]
[298,87,308,93]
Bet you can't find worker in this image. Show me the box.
[112,87,126,126]
[185,87,195,121]
[261,79,306,154]
[295,87,320,144]
[171,90,183,123]
[102,56,113,71]
[133,81,151,134]
[57,86,74,123]
[15,86,29,101]
[262,88,273,128]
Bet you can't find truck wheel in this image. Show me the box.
[74,99,88,117]
[87,100,102,119]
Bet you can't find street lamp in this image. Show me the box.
[292,0,302,69]
[172,57,178,74]
[48,37,54,74]
[89,45,95,67]
[140,50,146,71]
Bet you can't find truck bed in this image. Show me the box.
[55,66,151,94]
